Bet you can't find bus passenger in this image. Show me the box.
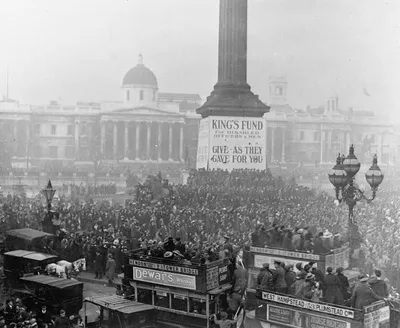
[212,312,237,328]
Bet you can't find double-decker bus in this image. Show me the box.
[83,248,232,328]
[243,245,400,328]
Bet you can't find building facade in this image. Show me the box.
[0,55,201,170]
[266,77,398,166]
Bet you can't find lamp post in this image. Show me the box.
[42,180,56,233]
[328,145,384,242]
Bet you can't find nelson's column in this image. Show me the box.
[196,0,270,171]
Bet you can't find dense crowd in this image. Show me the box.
[61,183,117,197]
[0,169,400,301]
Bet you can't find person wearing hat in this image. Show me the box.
[273,260,287,294]
[284,264,296,295]
[336,267,350,300]
[349,275,384,309]
[369,269,389,297]
[324,267,343,305]
[36,305,53,327]
[258,263,274,293]
[293,271,308,299]
[304,273,322,302]
[212,311,237,328]
[54,310,70,328]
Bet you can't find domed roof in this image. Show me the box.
[122,54,158,87]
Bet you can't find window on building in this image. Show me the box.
[67,125,73,136]
[65,146,74,159]
[300,131,305,141]
[51,125,57,136]
[49,146,58,158]
[80,124,87,136]
[140,90,144,101]
[275,87,282,96]
[126,90,130,101]
[34,124,40,134]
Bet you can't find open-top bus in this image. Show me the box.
[243,245,399,328]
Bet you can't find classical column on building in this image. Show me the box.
[327,130,332,161]
[100,121,106,157]
[345,131,351,153]
[270,127,275,163]
[74,121,80,160]
[124,121,129,159]
[25,121,30,157]
[158,122,162,161]
[320,129,325,163]
[113,121,118,159]
[179,123,184,162]
[146,122,151,159]
[168,124,173,161]
[135,122,141,160]
[281,128,286,163]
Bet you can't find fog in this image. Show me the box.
[1,0,399,120]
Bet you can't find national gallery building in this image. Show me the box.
[0,54,201,170]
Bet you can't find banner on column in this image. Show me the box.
[208,116,266,170]
[196,117,210,170]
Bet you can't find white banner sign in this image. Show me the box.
[196,117,210,170]
[254,254,309,272]
[196,116,266,171]
[262,292,355,319]
[133,267,196,290]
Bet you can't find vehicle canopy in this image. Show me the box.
[20,275,83,315]
[5,228,55,252]
[3,250,59,278]
[84,295,156,328]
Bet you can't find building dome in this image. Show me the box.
[122,54,158,87]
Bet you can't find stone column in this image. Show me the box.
[124,122,129,159]
[168,124,173,161]
[320,129,325,163]
[217,0,248,86]
[158,122,162,161]
[101,121,106,157]
[179,124,184,162]
[327,130,332,162]
[345,131,351,154]
[74,121,80,159]
[135,122,140,160]
[146,122,151,159]
[113,122,118,159]
[270,127,275,163]
[281,128,286,163]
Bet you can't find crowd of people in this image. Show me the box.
[0,300,82,328]
[254,259,389,309]
[61,183,117,198]
[0,168,400,313]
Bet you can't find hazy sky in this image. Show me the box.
[1,0,399,119]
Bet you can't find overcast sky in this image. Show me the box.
[1,0,399,119]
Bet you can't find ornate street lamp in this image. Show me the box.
[42,179,56,211]
[328,145,384,230]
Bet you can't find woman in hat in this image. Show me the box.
[336,267,350,300]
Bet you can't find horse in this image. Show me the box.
[56,258,86,278]
[45,263,67,278]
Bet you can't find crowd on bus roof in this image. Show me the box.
[255,258,390,310]
[1,168,400,293]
